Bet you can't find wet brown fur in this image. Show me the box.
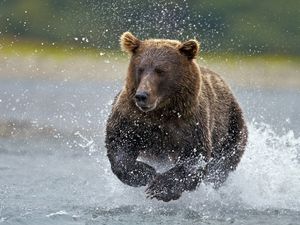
[105,32,248,202]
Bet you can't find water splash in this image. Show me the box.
[46,210,69,218]
[76,0,225,52]
[74,131,97,153]
[220,122,300,210]
[90,121,300,211]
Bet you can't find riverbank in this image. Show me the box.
[0,43,299,89]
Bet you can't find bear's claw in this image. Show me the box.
[145,174,184,202]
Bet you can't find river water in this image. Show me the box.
[0,78,300,225]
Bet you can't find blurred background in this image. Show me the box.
[1,0,300,54]
[0,1,300,225]
[0,0,299,86]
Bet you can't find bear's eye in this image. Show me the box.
[155,68,165,75]
[137,67,144,75]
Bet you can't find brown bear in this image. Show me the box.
[105,32,248,202]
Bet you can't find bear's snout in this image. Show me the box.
[135,91,149,104]
[134,91,153,112]
[134,90,159,112]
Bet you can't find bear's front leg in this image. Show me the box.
[111,160,157,187]
[146,162,205,202]
[106,117,157,187]
[107,145,157,187]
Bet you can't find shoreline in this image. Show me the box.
[0,53,299,89]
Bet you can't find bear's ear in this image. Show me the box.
[120,32,140,54]
[179,39,200,60]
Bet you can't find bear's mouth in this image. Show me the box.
[135,98,160,112]
[136,104,155,112]
[140,106,152,111]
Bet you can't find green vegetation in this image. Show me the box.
[0,37,105,59]
[0,0,299,55]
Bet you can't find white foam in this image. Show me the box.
[184,121,300,211]
[221,122,300,210]
[46,210,69,218]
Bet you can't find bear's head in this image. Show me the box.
[120,32,201,115]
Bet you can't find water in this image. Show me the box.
[0,79,300,225]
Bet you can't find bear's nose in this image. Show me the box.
[135,91,149,103]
